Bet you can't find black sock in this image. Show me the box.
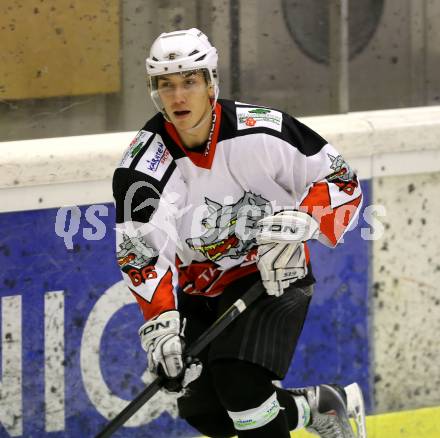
[276,387,301,430]
[186,412,235,438]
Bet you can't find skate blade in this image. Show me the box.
[344,383,367,438]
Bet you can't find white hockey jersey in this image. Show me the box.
[113,100,362,320]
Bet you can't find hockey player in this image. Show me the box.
[113,28,367,437]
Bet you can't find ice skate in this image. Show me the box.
[289,382,366,438]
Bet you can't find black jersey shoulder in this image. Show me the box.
[218,99,328,157]
[114,112,181,224]
[113,164,176,224]
[142,111,164,133]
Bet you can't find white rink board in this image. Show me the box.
[1,105,440,212]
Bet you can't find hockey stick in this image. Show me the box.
[95,281,264,438]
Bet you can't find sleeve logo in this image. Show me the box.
[326,153,359,195]
[146,141,169,172]
[135,136,173,181]
[119,130,153,168]
[117,232,159,286]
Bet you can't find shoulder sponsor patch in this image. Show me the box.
[236,107,283,132]
[135,135,173,181]
[119,130,153,168]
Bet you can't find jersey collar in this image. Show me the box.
[164,102,222,170]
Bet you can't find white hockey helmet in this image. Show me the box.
[146,28,219,118]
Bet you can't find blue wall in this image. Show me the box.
[0,181,371,437]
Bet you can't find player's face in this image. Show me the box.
[156,71,212,131]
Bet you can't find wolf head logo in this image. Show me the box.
[116,232,158,269]
[186,192,272,261]
[326,153,359,195]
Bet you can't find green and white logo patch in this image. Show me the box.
[119,130,153,168]
[236,107,283,132]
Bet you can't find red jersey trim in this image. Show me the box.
[176,251,260,297]
[300,182,362,246]
[176,243,311,298]
[164,102,222,169]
